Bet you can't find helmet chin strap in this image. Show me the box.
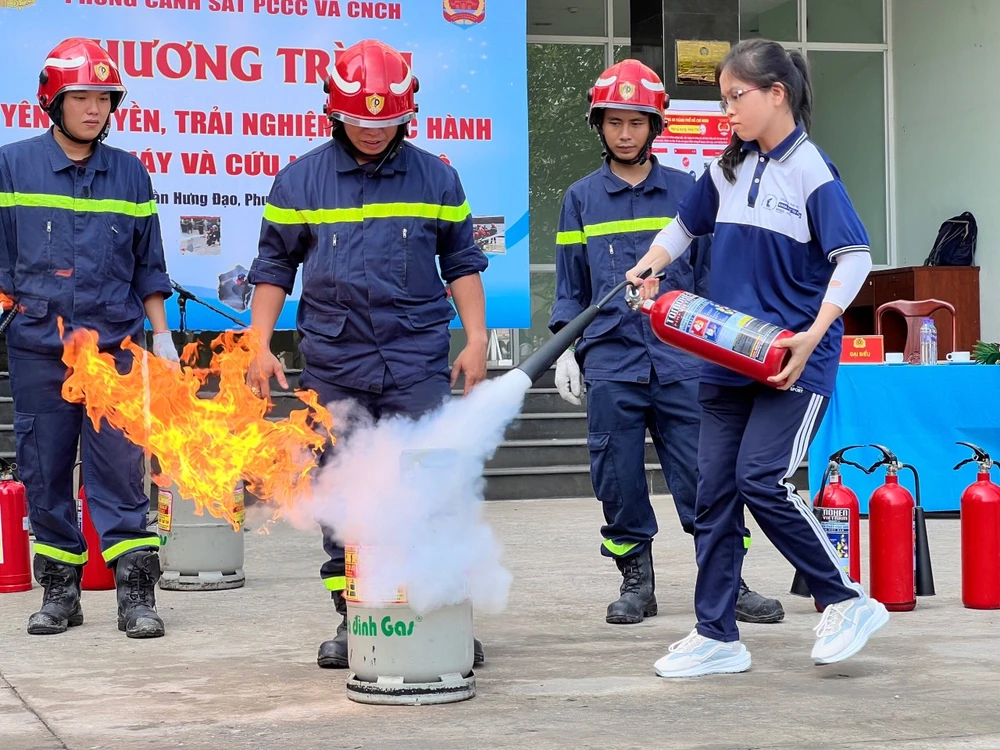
[332,122,408,176]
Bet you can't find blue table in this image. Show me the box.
[807,364,1000,513]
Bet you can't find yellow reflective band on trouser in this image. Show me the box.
[34,544,88,566]
[263,200,472,226]
[603,539,639,557]
[744,536,752,550]
[102,537,161,563]
[323,576,347,592]
[555,217,674,245]
[0,192,157,217]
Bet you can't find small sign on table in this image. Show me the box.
[841,335,885,364]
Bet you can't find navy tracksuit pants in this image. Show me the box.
[586,376,749,559]
[694,383,863,642]
[299,366,452,593]
[9,353,159,567]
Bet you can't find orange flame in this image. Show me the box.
[59,324,334,530]
[0,292,14,312]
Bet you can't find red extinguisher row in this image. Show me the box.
[0,460,116,593]
[791,442,1000,611]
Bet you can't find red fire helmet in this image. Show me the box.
[587,59,666,130]
[324,39,418,129]
[37,38,127,113]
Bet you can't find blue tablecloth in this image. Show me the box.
[807,364,1000,513]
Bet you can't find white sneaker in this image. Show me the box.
[811,595,889,665]
[654,629,752,678]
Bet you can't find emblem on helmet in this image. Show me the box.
[618,81,636,100]
[366,94,385,116]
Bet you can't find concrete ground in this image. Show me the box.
[1,496,998,750]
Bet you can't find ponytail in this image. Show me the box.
[719,133,747,184]
[787,50,813,133]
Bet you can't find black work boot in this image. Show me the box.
[27,555,84,635]
[735,578,785,623]
[606,546,657,624]
[115,550,166,638]
[317,590,348,668]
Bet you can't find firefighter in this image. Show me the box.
[0,38,179,638]
[550,60,784,625]
[246,39,489,669]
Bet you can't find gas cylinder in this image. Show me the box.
[639,291,794,385]
[0,460,32,593]
[954,442,1000,609]
[790,445,866,610]
[78,485,115,590]
[345,449,476,706]
[866,444,935,612]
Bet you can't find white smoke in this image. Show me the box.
[284,369,533,616]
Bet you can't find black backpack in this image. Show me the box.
[924,212,977,267]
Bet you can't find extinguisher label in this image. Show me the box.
[232,485,245,528]
[344,544,409,605]
[821,507,851,574]
[663,292,785,363]
[157,490,172,534]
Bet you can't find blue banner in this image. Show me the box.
[0,0,529,331]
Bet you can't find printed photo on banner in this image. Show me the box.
[179,216,222,257]
[473,215,505,255]
[0,0,529,331]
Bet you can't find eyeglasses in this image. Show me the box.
[719,87,764,113]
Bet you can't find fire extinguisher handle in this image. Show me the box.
[841,459,872,474]
[953,457,979,471]
[955,441,992,467]
[829,444,866,463]
[865,443,897,472]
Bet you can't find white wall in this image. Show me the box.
[893,0,999,341]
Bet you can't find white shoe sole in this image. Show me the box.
[812,602,890,665]
[654,650,752,678]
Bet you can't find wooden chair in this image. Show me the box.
[875,299,957,363]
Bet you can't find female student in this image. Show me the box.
[626,38,887,678]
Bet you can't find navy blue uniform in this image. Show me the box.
[550,157,731,558]
[675,127,870,641]
[248,138,488,592]
[0,129,170,566]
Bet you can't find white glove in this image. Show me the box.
[554,348,583,406]
[152,331,180,364]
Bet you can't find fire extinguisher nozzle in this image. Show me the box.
[914,505,936,597]
[789,569,812,598]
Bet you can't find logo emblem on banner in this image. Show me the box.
[618,81,636,100]
[365,94,385,116]
[0,0,37,9]
[443,0,485,26]
[94,62,110,81]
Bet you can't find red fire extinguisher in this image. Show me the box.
[639,291,795,385]
[791,445,867,610]
[866,444,935,612]
[0,459,32,593]
[954,442,1000,610]
[78,483,116,591]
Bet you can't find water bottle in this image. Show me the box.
[920,318,938,365]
